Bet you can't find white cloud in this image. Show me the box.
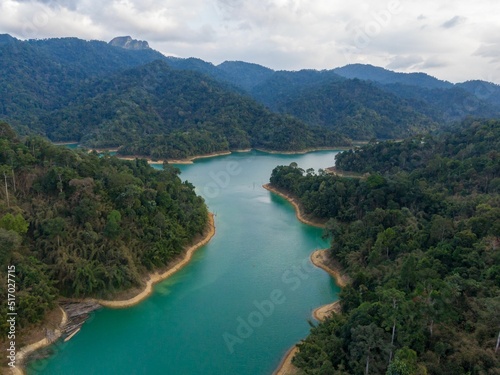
[0,0,499,83]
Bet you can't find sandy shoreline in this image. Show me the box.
[11,213,215,374]
[273,346,300,375]
[96,212,215,308]
[116,150,235,165]
[256,147,349,154]
[273,250,348,375]
[265,183,349,375]
[89,148,119,153]
[262,184,327,228]
[310,249,349,288]
[313,301,340,322]
[100,146,347,165]
[10,307,68,375]
[53,141,79,146]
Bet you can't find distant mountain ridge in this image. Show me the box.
[0,34,499,150]
[333,63,453,89]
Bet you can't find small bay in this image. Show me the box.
[28,150,341,375]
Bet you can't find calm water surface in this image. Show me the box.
[28,150,341,375]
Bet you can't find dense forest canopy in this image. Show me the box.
[37,60,349,157]
[266,79,437,140]
[269,118,500,374]
[0,122,208,332]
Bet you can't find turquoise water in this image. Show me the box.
[27,150,340,375]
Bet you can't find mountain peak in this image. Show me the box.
[0,34,17,45]
[109,36,150,50]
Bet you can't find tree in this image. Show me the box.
[0,213,29,235]
[0,122,17,140]
[42,217,66,248]
[377,288,406,364]
[0,228,21,265]
[0,165,11,207]
[373,227,397,261]
[104,210,122,239]
[386,347,418,375]
[350,323,388,375]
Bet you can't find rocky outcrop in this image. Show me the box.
[109,36,150,50]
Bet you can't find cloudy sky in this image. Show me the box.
[1,0,500,83]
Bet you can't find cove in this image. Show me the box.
[27,150,341,375]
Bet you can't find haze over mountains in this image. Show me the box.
[1,34,500,158]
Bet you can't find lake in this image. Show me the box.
[27,150,341,375]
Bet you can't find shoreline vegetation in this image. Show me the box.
[325,166,367,179]
[117,150,234,165]
[11,213,215,375]
[262,184,327,228]
[96,212,215,308]
[52,141,80,146]
[265,184,350,375]
[79,146,349,165]
[123,147,345,165]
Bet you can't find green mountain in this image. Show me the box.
[215,63,500,139]
[1,34,500,152]
[0,36,348,158]
[0,35,169,133]
[36,60,348,158]
[269,118,500,374]
[457,80,500,107]
[214,61,500,131]
[260,78,437,140]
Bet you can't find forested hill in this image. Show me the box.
[217,62,500,136]
[268,118,500,374]
[269,79,436,140]
[2,34,500,150]
[0,123,208,331]
[0,36,348,157]
[37,60,349,157]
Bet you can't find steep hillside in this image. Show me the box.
[457,80,500,108]
[273,79,437,140]
[36,60,349,157]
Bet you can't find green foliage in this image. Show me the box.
[271,118,500,374]
[105,210,122,239]
[386,348,419,375]
[0,228,20,265]
[0,126,208,327]
[265,79,438,140]
[0,213,29,234]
